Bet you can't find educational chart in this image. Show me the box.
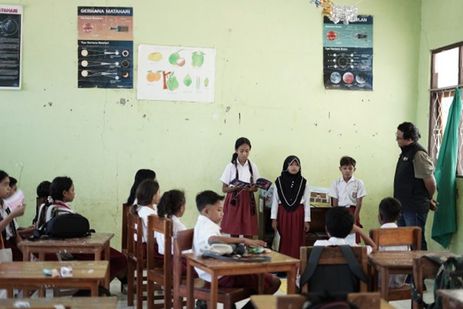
[0,5,22,89]
[323,15,373,91]
[137,44,216,103]
[77,6,133,89]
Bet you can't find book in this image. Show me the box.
[229,178,272,191]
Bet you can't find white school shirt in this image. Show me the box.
[328,176,367,207]
[136,205,157,243]
[193,214,222,282]
[270,184,311,222]
[3,190,24,211]
[155,215,187,255]
[220,160,260,184]
[314,236,372,254]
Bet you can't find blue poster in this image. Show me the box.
[323,15,373,91]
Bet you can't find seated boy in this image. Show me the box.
[193,190,281,307]
[378,197,408,288]
[314,207,376,253]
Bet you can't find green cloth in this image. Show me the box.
[432,87,462,248]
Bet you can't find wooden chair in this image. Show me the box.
[146,215,173,309]
[121,202,131,254]
[369,226,421,301]
[299,246,369,294]
[275,293,380,309]
[172,229,252,309]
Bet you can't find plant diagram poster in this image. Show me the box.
[0,5,22,89]
[137,44,216,103]
[323,15,373,91]
[77,7,133,89]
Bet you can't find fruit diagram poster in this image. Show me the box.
[77,7,133,89]
[0,5,22,89]
[323,15,373,91]
[137,44,216,103]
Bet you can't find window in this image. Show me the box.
[429,42,463,175]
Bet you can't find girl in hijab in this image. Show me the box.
[271,156,311,259]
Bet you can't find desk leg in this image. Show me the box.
[379,267,389,301]
[287,266,297,294]
[210,275,218,309]
[22,249,29,261]
[186,263,194,309]
[91,283,98,297]
[258,274,264,294]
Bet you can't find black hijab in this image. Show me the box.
[275,155,307,211]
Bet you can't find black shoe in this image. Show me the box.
[275,272,287,278]
[195,299,207,309]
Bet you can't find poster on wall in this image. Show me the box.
[137,44,216,103]
[323,15,373,91]
[0,5,22,89]
[77,6,133,89]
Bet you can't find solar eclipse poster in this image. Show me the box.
[323,15,373,91]
[0,5,22,89]
[77,7,133,89]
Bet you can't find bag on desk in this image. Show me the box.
[31,213,94,239]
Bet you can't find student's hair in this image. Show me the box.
[379,197,402,223]
[196,190,224,212]
[0,170,8,183]
[157,189,185,218]
[50,176,73,201]
[36,180,51,198]
[127,169,157,204]
[135,179,159,206]
[340,156,356,167]
[231,137,252,163]
[397,122,421,142]
[325,207,354,238]
[8,177,17,188]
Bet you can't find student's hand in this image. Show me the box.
[247,185,258,192]
[271,219,277,231]
[351,224,361,233]
[11,204,25,217]
[304,222,310,232]
[244,238,267,248]
[430,199,438,211]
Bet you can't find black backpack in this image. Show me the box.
[299,246,367,296]
[32,212,94,239]
[412,255,463,309]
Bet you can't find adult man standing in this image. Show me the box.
[394,122,437,250]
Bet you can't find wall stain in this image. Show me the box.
[314,122,318,126]
[118,98,127,105]
[238,112,241,124]
[185,118,189,121]
[142,114,147,118]
[48,102,53,106]
[225,106,231,113]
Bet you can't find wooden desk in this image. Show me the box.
[185,251,299,309]
[18,232,114,261]
[0,296,117,308]
[437,289,463,309]
[250,294,395,309]
[369,251,454,300]
[0,261,108,297]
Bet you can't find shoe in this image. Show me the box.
[195,299,207,309]
[275,272,287,279]
[121,283,128,295]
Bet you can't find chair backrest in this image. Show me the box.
[126,206,144,261]
[173,229,194,290]
[121,202,131,251]
[369,227,421,250]
[300,246,368,293]
[147,215,173,270]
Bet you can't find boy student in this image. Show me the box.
[193,190,280,308]
[329,156,366,244]
[314,207,376,253]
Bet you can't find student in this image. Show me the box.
[38,176,127,284]
[127,169,156,205]
[3,177,25,212]
[32,180,51,225]
[193,190,280,309]
[314,207,376,252]
[156,189,187,255]
[0,170,25,261]
[378,197,408,288]
[133,179,161,243]
[271,155,310,259]
[328,156,367,244]
[220,137,260,237]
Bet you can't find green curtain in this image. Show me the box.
[432,87,462,248]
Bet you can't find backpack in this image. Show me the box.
[299,246,367,296]
[412,255,463,309]
[32,212,94,239]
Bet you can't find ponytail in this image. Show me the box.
[157,190,185,218]
[231,153,238,163]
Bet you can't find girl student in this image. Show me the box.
[133,179,161,243]
[37,176,127,284]
[127,169,156,205]
[0,170,25,261]
[271,156,311,259]
[220,137,260,238]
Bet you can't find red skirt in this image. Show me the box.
[220,190,257,236]
[277,204,305,259]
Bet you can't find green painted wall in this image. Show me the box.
[418,0,463,253]
[1,0,421,249]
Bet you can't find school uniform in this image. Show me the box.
[270,156,311,259]
[0,204,22,261]
[220,160,260,235]
[136,205,157,243]
[193,214,276,293]
[314,236,372,254]
[379,222,408,288]
[328,176,367,244]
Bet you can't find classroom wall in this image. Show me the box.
[1,0,421,249]
[418,0,463,253]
